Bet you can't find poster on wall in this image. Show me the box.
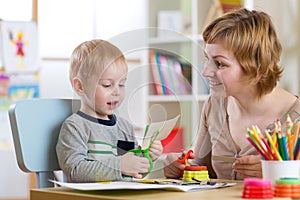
[0,21,39,73]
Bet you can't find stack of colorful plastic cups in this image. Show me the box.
[182,166,209,182]
[274,178,300,198]
[242,178,273,198]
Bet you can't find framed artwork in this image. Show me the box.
[0,21,39,73]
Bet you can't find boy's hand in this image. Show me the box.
[233,155,262,178]
[149,140,163,161]
[120,152,150,179]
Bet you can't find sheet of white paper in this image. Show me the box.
[141,114,180,149]
[50,180,236,192]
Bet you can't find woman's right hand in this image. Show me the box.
[163,152,191,178]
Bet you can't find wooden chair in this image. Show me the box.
[8,98,80,188]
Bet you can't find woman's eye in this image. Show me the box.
[215,61,225,69]
[103,84,111,88]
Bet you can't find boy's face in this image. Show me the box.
[83,62,127,119]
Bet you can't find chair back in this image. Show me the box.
[9,98,80,188]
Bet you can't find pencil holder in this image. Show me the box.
[261,160,300,185]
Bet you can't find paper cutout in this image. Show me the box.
[141,114,180,149]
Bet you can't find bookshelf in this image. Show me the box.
[146,0,212,148]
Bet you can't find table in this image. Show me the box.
[30,180,292,200]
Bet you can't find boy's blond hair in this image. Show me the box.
[69,39,126,86]
[202,8,283,98]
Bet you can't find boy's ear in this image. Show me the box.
[73,77,84,96]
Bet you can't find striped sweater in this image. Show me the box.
[56,111,137,183]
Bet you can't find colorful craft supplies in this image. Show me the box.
[274,178,300,198]
[242,178,273,198]
[177,150,210,182]
[246,115,300,161]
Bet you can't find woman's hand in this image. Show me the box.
[233,155,262,178]
[163,152,195,178]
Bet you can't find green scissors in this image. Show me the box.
[129,147,153,174]
[129,125,160,174]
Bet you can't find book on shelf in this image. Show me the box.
[157,53,172,95]
[149,51,163,95]
[219,0,244,13]
[149,50,191,96]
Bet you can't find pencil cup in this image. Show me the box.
[261,160,300,185]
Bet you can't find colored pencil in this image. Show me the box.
[294,137,300,159]
[293,118,300,148]
[273,123,279,150]
[287,133,294,160]
[275,119,282,132]
[252,125,260,142]
[265,131,282,161]
[246,136,269,160]
[261,135,277,160]
[247,129,262,151]
[247,129,271,159]
[286,114,293,134]
[277,132,286,160]
[281,135,290,160]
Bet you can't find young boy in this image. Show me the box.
[56,39,163,183]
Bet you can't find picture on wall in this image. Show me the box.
[0,21,39,73]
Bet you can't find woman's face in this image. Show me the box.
[202,40,248,98]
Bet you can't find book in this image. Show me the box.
[173,58,189,95]
[166,58,178,95]
[219,0,243,13]
[149,51,192,95]
[154,52,168,95]
[149,51,163,95]
[177,58,192,94]
[157,53,172,95]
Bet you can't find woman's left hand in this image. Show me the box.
[233,155,262,178]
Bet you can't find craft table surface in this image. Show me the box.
[30,180,293,200]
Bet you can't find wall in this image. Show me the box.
[39,60,73,98]
[253,0,300,95]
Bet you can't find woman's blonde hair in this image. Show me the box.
[202,8,283,98]
[69,39,126,86]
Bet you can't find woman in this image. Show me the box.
[164,8,300,180]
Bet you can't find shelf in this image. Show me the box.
[148,34,203,45]
[148,94,208,102]
[148,35,192,45]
